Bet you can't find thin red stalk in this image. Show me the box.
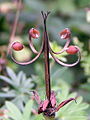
[43,12,51,101]
[8,0,22,54]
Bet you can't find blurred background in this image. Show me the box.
[0,0,90,120]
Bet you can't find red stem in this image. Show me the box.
[8,0,22,54]
[42,12,51,101]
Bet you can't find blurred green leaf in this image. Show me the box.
[6,101,22,120]
[55,85,89,120]
[0,67,34,110]
[5,100,34,120]
[23,100,33,120]
[24,0,46,12]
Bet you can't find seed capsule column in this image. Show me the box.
[43,13,51,101]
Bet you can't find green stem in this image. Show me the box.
[44,115,55,120]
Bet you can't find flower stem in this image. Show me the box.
[8,0,22,54]
[42,12,51,101]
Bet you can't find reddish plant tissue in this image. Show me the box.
[60,28,71,39]
[66,46,78,55]
[12,42,24,51]
[50,91,56,107]
[42,100,49,111]
[10,11,81,117]
[32,90,76,115]
[29,28,40,39]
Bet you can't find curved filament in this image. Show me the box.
[29,35,39,54]
[50,46,81,67]
[11,42,44,65]
[49,39,71,55]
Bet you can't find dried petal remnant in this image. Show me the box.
[50,91,56,107]
[29,28,40,39]
[12,42,24,51]
[60,28,71,39]
[66,45,79,55]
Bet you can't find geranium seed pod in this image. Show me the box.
[60,28,71,39]
[29,28,40,39]
[66,45,79,55]
[12,42,24,51]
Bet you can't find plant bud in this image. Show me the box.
[29,28,40,39]
[66,46,78,55]
[60,28,71,39]
[12,42,24,51]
